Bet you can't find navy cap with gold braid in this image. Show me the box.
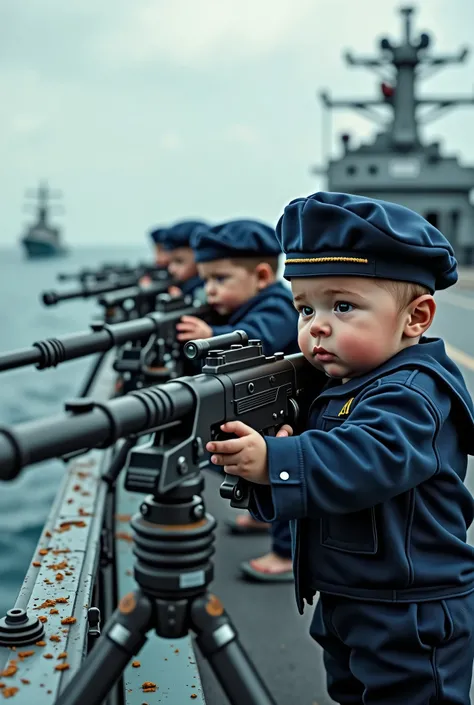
[276,192,458,293]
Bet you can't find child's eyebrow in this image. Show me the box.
[323,288,361,297]
[294,288,362,301]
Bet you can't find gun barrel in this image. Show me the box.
[0,381,196,481]
[57,264,167,285]
[41,276,140,306]
[0,315,166,372]
[0,347,43,372]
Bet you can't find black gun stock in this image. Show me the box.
[0,338,324,509]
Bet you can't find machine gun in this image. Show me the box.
[41,268,171,307]
[0,316,150,374]
[97,280,178,321]
[57,263,167,285]
[0,294,210,397]
[111,293,211,391]
[57,264,130,284]
[0,333,323,705]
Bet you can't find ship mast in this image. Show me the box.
[37,181,51,226]
[25,181,63,227]
[318,5,474,154]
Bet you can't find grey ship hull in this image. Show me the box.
[21,238,68,258]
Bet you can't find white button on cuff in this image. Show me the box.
[279,471,290,481]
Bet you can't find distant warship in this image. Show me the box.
[315,6,474,265]
[20,181,68,258]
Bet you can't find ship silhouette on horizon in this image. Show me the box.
[20,181,68,259]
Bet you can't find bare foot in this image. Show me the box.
[249,551,293,575]
[235,514,270,531]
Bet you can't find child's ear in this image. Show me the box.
[255,263,273,289]
[404,294,436,338]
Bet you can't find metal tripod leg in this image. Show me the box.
[190,592,276,705]
[55,592,152,705]
[55,588,276,705]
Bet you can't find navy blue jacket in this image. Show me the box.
[180,275,205,299]
[251,338,474,612]
[209,281,299,356]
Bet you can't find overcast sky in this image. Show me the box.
[1,0,474,246]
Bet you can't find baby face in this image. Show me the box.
[197,259,261,315]
[292,276,412,381]
[167,247,198,282]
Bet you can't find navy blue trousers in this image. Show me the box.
[310,592,474,704]
[271,519,292,558]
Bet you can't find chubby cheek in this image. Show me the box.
[336,330,388,368]
[217,287,244,310]
[297,327,312,360]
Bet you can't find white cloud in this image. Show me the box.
[95,0,315,68]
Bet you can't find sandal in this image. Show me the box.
[240,560,294,582]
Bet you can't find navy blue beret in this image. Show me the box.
[191,219,282,262]
[161,220,208,250]
[149,227,167,244]
[276,192,457,292]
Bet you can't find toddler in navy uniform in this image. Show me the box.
[149,227,171,268]
[207,192,474,704]
[177,219,299,582]
[161,220,208,299]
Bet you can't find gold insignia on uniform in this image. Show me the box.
[338,398,354,417]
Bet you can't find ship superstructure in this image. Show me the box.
[315,6,474,264]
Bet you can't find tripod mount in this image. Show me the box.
[54,331,277,705]
[56,442,275,705]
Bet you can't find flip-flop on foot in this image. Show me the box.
[240,560,294,582]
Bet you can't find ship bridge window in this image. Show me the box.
[346,165,357,176]
[368,164,379,175]
[425,212,439,229]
